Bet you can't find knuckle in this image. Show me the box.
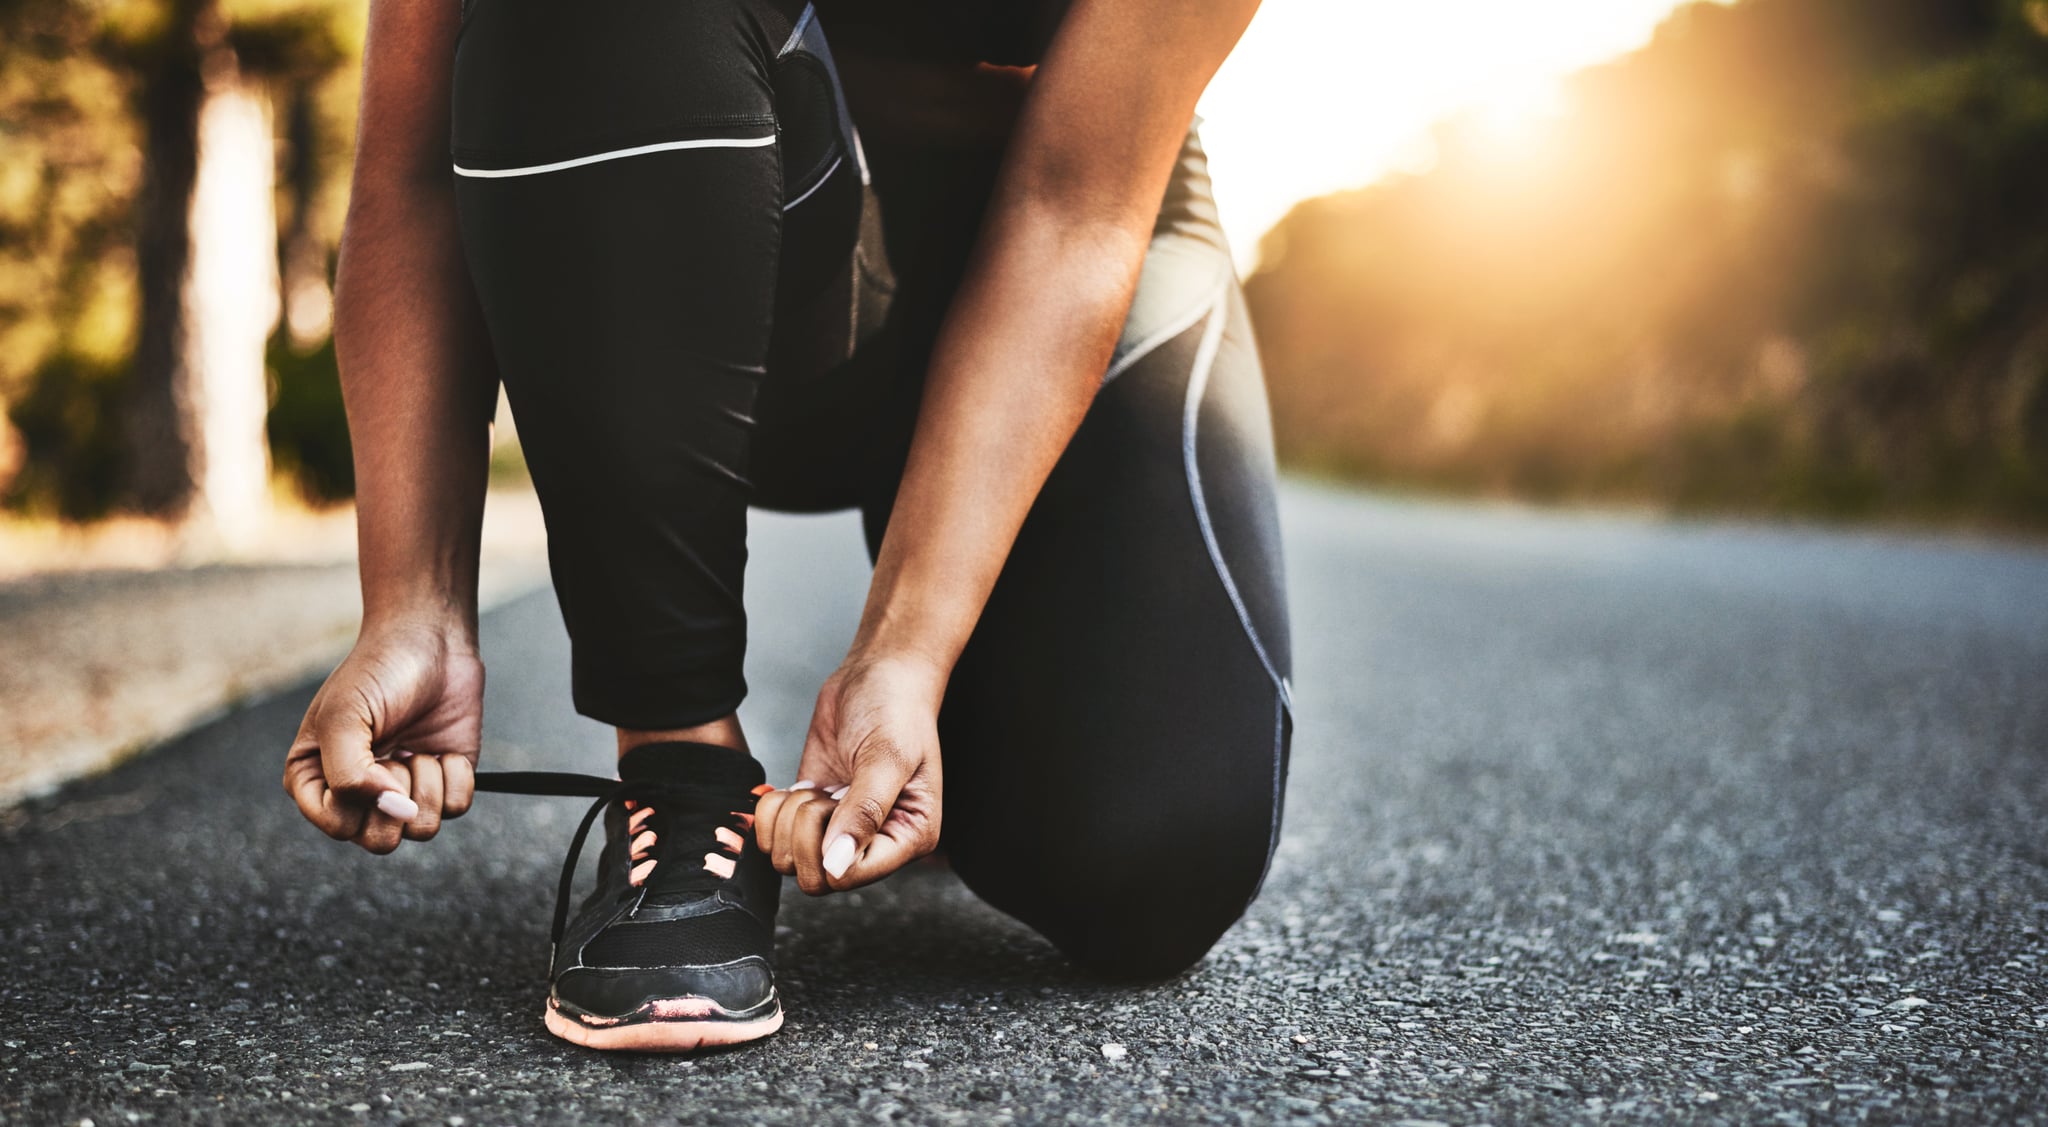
[875,741,916,770]
[852,795,890,831]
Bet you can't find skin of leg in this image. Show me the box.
[618,716,750,758]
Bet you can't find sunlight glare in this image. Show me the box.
[1470,75,1572,153]
[1197,0,1726,269]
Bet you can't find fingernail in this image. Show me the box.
[376,791,420,821]
[829,785,850,800]
[823,834,856,879]
[790,779,818,791]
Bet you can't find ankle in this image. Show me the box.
[618,714,749,758]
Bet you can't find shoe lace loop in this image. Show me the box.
[472,771,752,959]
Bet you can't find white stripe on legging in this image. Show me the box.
[782,155,844,211]
[1242,688,1290,912]
[1181,285,1291,708]
[1179,290,1295,908]
[1101,267,1230,386]
[452,135,776,179]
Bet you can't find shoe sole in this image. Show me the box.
[543,995,783,1052]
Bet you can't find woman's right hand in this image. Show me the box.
[283,618,484,854]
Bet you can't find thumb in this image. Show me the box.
[314,701,416,820]
[790,719,835,793]
[819,744,916,880]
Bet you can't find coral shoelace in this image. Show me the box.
[473,771,758,963]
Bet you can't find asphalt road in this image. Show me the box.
[6,484,2047,1125]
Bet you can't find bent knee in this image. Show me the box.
[1052,901,1243,981]
[1028,857,1271,981]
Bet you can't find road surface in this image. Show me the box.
[6,484,2047,1124]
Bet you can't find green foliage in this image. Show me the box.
[5,351,126,519]
[1247,0,2048,528]
[264,324,351,503]
[0,0,360,518]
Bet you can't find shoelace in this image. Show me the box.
[473,771,757,966]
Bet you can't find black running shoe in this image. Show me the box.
[476,743,782,1051]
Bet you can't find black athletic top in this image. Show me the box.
[812,0,1067,66]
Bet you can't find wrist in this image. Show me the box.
[840,640,951,707]
[846,581,973,691]
[359,596,479,657]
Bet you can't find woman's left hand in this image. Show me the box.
[754,652,945,895]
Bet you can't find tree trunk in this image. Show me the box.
[122,0,281,545]
[122,0,211,518]
[279,84,334,348]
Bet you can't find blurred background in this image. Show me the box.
[4,0,2045,536]
[1,0,2045,796]
[10,7,2048,1117]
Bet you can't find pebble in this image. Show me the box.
[1100,1043,1128,1061]
[389,1061,430,1072]
[8,512,2047,1126]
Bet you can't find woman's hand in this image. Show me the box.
[283,618,484,854]
[754,652,944,894]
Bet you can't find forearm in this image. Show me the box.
[849,207,1147,680]
[334,180,496,644]
[843,0,1258,690]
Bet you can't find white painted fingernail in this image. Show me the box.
[829,785,850,800]
[790,779,818,791]
[823,834,856,879]
[376,791,419,821]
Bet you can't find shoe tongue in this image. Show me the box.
[613,743,761,908]
[616,742,764,792]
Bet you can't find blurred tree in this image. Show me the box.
[0,0,356,522]
[1247,0,2048,528]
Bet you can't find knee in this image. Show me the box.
[1029,853,1271,981]
[1051,899,1242,981]
[950,783,1282,980]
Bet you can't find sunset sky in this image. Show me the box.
[1196,0,1725,269]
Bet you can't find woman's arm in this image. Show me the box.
[758,0,1261,892]
[339,0,498,635]
[857,0,1260,677]
[282,0,497,852]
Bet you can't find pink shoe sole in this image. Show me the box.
[542,998,783,1052]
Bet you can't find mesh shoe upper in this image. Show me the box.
[476,742,781,1018]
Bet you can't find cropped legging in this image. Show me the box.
[450,0,1293,977]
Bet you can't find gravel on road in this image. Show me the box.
[4,484,2046,1125]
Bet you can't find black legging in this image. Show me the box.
[451,0,1292,977]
